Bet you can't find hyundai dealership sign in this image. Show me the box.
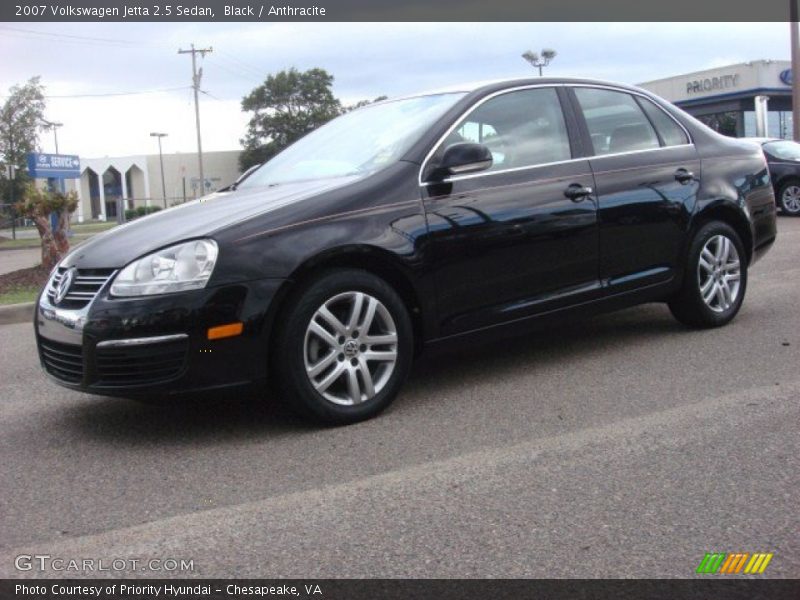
[27,153,80,179]
[640,59,792,104]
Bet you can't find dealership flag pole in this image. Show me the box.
[178,44,213,197]
[792,0,800,141]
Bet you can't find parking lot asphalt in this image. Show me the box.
[0,218,798,579]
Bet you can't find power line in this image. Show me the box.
[0,86,191,99]
[216,50,265,79]
[0,25,141,47]
[199,89,223,101]
[205,56,258,82]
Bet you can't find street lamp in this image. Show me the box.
[40,119,63,153]
[522,49,558,76]
[41,119,65,200]
[3,162,19,240]
[150,132,168,208]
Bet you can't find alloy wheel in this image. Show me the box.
[781,185,800,214]
[303,291,398,406]
[697,234,741,313]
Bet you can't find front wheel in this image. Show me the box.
[272,269,413,424]
[668,221,747,328]
[778,180,800,215]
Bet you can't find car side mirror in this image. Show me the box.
[436,142,493,179]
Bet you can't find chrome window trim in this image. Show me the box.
[418,82,695,187]
[570,83,693,148]
[96,333,189,349]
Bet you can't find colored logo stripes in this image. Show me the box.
[696,552,773,574]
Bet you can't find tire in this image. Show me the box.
[271,269,413,424]
[777,180,800,215]
[668,221,747,328]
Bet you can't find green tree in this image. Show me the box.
[16,184,77,270]
[0,77,46,204]
[240,68,342,171]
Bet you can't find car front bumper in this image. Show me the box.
[34,276,286,398]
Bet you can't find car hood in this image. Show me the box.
[63,176,359,269]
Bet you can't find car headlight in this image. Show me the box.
[110,239,218,297]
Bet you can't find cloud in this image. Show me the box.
[0,22,792,157]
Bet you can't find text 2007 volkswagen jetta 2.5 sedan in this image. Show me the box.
[36,78,777,423]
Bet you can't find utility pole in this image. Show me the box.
[791,0,800,141]
[178,43,213,196]
[5,163,17,240]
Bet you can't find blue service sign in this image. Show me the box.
[779,69,792,86]
[27,153,81,179]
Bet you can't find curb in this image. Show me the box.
[0,245,41,252]
[0,302,34,326]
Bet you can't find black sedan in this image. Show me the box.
[746,137,800,215]
[36,78,777,424]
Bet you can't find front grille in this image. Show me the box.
[46,267,115,309]
[95,339,188,387]
[39,338,84,384]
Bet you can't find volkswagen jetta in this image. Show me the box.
[36,78,777,423]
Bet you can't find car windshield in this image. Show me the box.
[763,140,800,161]
[238,93,466,188]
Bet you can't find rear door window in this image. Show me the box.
[637,97,689,147]
[574,87,660,156]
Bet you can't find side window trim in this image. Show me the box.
[418,83,695,186]
[573,87,661,156]
[419,84,575,185]
[634,96,667,147]
[565,84,694,159]
[634,94,691,148]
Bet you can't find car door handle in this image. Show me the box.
[564,183,593,201]
[674,168,695,184]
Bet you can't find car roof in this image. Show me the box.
[383,76,649,103]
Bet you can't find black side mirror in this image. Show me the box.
[437,142,493,178]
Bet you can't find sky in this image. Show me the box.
[0,22,794,158]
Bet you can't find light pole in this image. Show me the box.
[150,132,168,208]
[4,163,18,240]
[41,119,63,153]
[522,49,557,76]
[41,120,65,208]
[791,0,799,141]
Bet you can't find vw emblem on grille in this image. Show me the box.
[54,267,77,304]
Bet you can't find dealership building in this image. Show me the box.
[639,59,794,139]
[65,150,241,223]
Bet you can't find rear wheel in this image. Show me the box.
[272,269,413,424]
[668,221,747,328]
[778,180,800,215]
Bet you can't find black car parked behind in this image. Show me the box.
[36,78,777,424]
[747,137,800,216]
